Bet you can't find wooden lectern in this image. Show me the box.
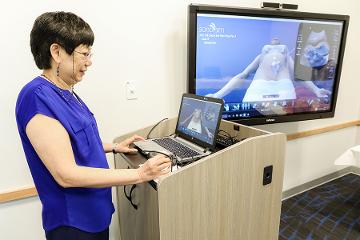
[113,118,286,240]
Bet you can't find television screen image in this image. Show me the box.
[188,5,349,125]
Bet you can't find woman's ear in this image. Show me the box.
[49,43,62,64]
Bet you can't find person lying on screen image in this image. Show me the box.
[206,38,331,104]
[180,108,214,139]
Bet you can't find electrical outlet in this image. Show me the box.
[125,81,137,100]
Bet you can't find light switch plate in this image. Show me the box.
[125,81,137,100]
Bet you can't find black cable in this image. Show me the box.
[176,153,207,167]
[217,129,236,144]
[218,129,232,139]
[146,118,168,139]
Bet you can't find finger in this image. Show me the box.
[149,156,171,165]
[133,135,145,141]
[156,161,172,171]
[127,148,138,154]
[156,156,171,164]
[158,166,171,175]
[124,135,139,145]
[150,153,169,159]
[149,154,163,160]
[121,138,132,145]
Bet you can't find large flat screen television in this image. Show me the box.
[188,4,349,125]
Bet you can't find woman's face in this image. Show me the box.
[59,44,92,84]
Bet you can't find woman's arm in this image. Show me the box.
[103,142,115,153]
[26,114,171,188]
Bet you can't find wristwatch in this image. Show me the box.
[112,143,119,154]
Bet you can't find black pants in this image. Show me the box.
[46,226,109,240]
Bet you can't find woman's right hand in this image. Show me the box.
[137,154,171,182]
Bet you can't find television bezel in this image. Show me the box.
[187,4,350,125]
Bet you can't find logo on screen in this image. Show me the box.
[198,23,225,33]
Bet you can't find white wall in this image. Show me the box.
[0,0,359,239]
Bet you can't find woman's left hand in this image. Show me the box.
[117,135,145,153]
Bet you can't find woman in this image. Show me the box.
[15,12,171,240]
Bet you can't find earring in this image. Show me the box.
[56,64,60,77]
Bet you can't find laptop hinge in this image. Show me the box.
[203,147,210,153]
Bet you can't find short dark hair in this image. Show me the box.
[30,12,94,69]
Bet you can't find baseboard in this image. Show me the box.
[282,166,360,200]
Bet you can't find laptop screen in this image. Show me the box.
[176,94,224,147]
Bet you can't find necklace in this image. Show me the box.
[41,74,74,93]
[41,74,83,106]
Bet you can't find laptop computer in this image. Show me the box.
[134,93,224,163]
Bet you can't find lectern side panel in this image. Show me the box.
[115,154,160,240]
[157,133,286,240]
[115,155,138,240]
[141,182,160,240]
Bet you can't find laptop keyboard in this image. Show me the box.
[153,138,200,159]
